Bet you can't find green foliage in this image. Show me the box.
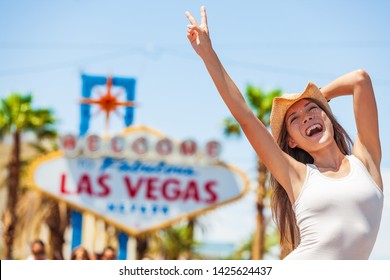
[222,85,282,139]
[0,92,57,141]
[246,85,282,126]
[225,224,280,260]
[154,220,202,260]
[223,117,241,137]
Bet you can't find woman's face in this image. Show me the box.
[285,99,334,151]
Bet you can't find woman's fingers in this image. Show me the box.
[200,6,208,29]
[187,24,203,34]
[187,31,197,43]
[186,6,208,30]
[185,7,209,44]
[185,11,198,26]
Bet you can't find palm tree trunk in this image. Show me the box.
[136,235,148,260]
[2,131,21,259]
[186,219,195,259]
[45,200,70,259]
[251,159,267,260]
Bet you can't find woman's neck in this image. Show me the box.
[310,145,346,172]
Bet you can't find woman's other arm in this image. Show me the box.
[321,69,382,189]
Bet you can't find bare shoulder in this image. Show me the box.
[282,154,309,203]
[352,140,383,191]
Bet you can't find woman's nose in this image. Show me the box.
[303,116,312,124]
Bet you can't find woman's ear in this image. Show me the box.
[288,137,298,148]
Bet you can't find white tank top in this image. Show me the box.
[285,155,384,260]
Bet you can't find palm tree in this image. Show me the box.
[0,93,57,259]
[158,220,201,260]
[16,139,70,260]
[142,220,202,260]
[225,225,280,260]
[223,85,281,260]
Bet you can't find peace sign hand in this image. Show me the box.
[185,6,212,58]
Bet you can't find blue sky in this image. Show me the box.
[1,0,389,259]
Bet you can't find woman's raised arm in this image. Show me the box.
[185,6,305,198]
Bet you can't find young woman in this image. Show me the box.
[185,6,383,259]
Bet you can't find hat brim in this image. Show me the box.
[270,82,331,142]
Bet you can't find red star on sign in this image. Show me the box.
[80,76,135,135]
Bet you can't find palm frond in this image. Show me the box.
[223,117,241,137]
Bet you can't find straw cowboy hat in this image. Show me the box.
[270,81,332,142]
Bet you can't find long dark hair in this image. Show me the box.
[270,98,353,254]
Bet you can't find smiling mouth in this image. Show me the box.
[305,124,323,137]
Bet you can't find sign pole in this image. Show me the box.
[118,232,128,260]
[72,74,136,258]
[70,211,82,249]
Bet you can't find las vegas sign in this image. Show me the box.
[28,125,250,236]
